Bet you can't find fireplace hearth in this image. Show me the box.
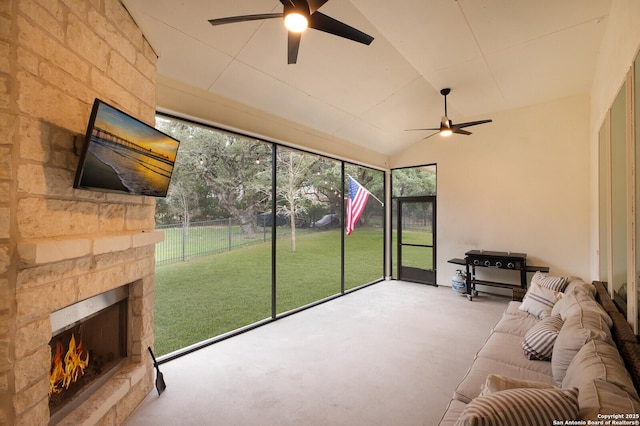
[48,286,128,424]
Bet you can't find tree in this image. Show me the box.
[391,167,436,197]
[197,134,272,236]
[275,149,321,252]
[154,119,205,225]
[307,161,343,216]
[156,117,272,235]
[154,115,387,240]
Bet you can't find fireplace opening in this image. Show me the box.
[48,287,128,423]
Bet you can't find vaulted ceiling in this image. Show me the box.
[122,0,611,155]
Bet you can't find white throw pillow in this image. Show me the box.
[480,374,555,396]
[519,282,563,319]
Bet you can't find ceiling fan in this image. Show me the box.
[207,0,374,64]
[406,88,493,140]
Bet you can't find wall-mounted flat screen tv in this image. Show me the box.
[73,98,180,197]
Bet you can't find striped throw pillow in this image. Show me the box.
[522,314,564,360]
[455,387,579,426]
[531,271,569,292]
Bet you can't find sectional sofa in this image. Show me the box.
[439,275,640,425]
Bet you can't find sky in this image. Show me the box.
[92,101,180,161]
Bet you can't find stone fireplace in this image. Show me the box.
[12,231,162,426]
[1,0,162,424]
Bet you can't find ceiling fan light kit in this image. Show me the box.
[440,127,453,137]
[284,8,309,32]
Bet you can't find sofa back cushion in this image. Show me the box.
[576,379,640,420]
[552,314,612,385]
[561,340,640,408]
[563,278,596,296]
[552,291,612,328]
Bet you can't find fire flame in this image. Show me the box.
[49,334,90,395]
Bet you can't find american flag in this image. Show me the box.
[346,176,370,235]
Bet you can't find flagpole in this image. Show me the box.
[367,191,384,207]
[347,175,384,206]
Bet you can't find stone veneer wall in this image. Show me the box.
[0,0,161,424]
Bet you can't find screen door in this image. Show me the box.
[397,197,436,285]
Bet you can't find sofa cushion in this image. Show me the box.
[504,301,533,317]
[439,399,468,426]
[454,387,579,426]
[477,332,554,375]
[577,379,640,420]
[480,374,555,396]
[531,271,569,292]
[562,339,640,403]
[552,315,612,385]
[522,314,563,360]
[492,312,540,337]
[454,357,556,403]
[519,282,563,319]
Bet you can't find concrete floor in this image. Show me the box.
[124,281,509,426]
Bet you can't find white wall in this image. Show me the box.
[392,95,592,286]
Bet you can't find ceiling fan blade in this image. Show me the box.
[452,128,472,136]
[306,0,330,14]
[308,12,374,45]
[405,128,440,131]
[423,132,440,140]
[288,31,302,64]
[452,119,493,129]
[208,13,283,26]
[281,0,312,13]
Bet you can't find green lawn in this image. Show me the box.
[154,227,384,356]
[391,228,434,274]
